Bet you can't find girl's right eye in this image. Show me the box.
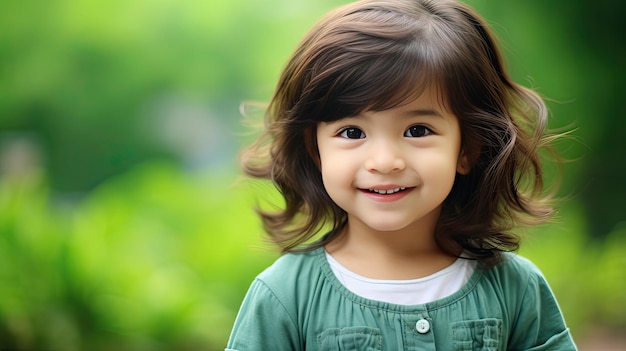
[338,127,365,139]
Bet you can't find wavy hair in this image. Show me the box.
[241,0,559,265]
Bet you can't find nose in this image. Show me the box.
[364,140,406,173]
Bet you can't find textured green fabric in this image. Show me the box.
[226,248,577,350]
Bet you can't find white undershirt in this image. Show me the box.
[325,251,477,305]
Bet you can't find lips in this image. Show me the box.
[359,186,413,203]
[359,185,414,202]
[367,187,406,195]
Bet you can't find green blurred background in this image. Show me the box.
[0,0,624,349]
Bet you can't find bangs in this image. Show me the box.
[309,44,444,122]
[282,2,489,125]
[323,49,444,122]
[299,12,454,123]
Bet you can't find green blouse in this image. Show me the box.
[226,248,577,350]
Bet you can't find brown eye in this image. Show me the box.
[339,127,365,139]
[404,125,432,138]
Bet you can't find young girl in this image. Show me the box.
[227,0,577,349]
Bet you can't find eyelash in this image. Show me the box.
[338,127,365,139]
[337,125,434,139]
[404,125,433,138]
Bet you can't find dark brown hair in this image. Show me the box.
[242,0,558,265]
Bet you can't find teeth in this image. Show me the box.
[369,187,406,194]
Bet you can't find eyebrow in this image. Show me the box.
[402,109,444,118]
[350,108,445,122]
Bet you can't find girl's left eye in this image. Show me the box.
[404,125,433,138]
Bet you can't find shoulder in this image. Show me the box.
[487,256,577,349]
[258,248,323,282]
[477,252,566,317]
[254,248,326,300]
[473,252,552,304]
[226,250,325,351]
[483,252,546,284]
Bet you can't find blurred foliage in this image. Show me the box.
[0,0,625,349]
[0,163,278,350]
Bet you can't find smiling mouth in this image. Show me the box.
[366,187,407,195]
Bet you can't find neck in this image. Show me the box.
[339,221,439,257]
[325,212,457,280]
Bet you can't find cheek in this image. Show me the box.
[318,143,349,171]
[418,152,461,185]
[319,154,350,185]
[318,152,358,199]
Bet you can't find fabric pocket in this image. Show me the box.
[451,318,503,351]
[317,326,382,351]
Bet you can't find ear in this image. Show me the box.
[456,149,471,175]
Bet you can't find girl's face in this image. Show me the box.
[316,86,469,236]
